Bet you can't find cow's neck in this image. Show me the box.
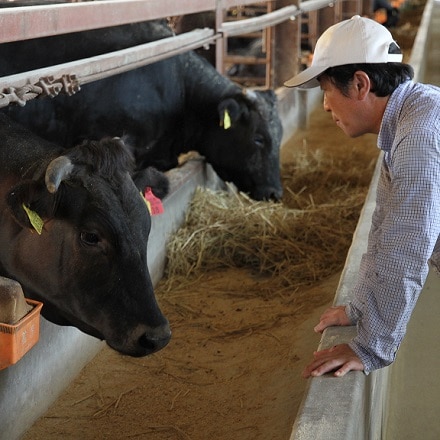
[182,51,241,109]
[181,52,242,151]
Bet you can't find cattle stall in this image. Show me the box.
[0,1,384,439]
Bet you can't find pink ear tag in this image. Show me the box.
[144,187,164,216]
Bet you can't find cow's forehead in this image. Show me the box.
[76,173,149,229]
[249,93,278,126]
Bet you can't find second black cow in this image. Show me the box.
[0,19,283,201]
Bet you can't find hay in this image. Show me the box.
[164,189,365,288]
[281,147,377,209]
[162,146,376,291]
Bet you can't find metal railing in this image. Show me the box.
[0,0,358,108]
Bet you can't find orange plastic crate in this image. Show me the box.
[0,299,43,370]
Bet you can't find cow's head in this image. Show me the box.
[5,138,171,356]
[200,89,283,201]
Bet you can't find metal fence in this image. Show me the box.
[0,0,368,108]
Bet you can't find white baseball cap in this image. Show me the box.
[284,15,403,88]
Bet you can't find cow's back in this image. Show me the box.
[3,54,189,168]
[0,113,60,176]
[1,19,283,200]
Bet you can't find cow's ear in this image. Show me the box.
[6,181,51,233]
[218,98,248,129]
[132,167,169,200]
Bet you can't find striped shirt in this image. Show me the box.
[345,80,440,373]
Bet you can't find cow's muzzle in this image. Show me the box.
[138,323,172,355]
[108,320,171,357]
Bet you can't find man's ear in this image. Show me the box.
[353,71,371,99]
[6,181,49,233]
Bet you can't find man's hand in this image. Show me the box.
[314,305,352,333]
[302,344,364,378]
[302,305,363,377]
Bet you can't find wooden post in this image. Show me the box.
[215,0,225,74]
[273,0,300,88]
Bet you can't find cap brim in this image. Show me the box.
[284,65,327,88]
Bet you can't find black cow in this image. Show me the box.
[0,113,171,356]
[0,18,283,201]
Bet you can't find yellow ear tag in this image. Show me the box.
[22,204,44,235]
[223,110,231,130]
[141,191,152,214]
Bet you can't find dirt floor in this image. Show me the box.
[22,5,424,440]
[22,110,379,440]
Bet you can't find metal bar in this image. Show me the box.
[0,0,305,44]
[0,0,346,104]
[0,0,340,44]
[299,0,337,13]
[219,5,299,36]
[0,28,216,94]
[223,0,280,8]
[0,0,217,43]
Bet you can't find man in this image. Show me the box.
[285,15,440,377]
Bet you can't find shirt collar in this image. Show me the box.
[378,80,413,152]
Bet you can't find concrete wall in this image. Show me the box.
[290,161,390,440]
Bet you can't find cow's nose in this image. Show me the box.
[253,187,283,202]
[138,324,171,354]
[263,187,283,202]
[270,188,283,202]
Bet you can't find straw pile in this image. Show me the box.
[162,147,377,290]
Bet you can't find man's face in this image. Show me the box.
[319,76,373,138]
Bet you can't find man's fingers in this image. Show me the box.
[312,346,336,357]
[334,367,348,377]
[307,356,344,377]
[334,359,363,377]
[302,344,364,378]
[302,354,337,378]
[313,306,350,333]
[314,316,337,333]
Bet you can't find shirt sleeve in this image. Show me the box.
[347,128,440,373]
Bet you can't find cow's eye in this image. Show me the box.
[80,231,100,246]
[254,134,265,148]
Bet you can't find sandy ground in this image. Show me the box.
[22,5,424,439]
[22,106,379,440]
[24,273,341,440]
